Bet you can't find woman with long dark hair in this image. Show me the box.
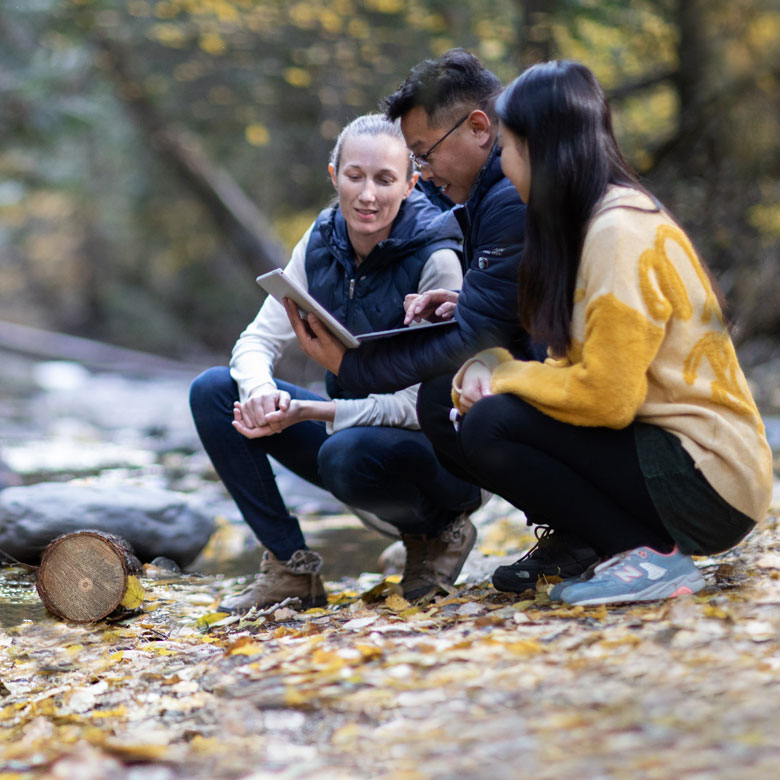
[451,61,773,605]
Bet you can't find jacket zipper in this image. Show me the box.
[349,278,356,300]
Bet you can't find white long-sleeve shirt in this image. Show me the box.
[229,224,463,433]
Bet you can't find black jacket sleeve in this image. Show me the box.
[338,182,533,394]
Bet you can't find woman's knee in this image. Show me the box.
[460,395,508,446]
[459,394,539,470]
[189,366,236,420]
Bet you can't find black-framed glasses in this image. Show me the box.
[411,113,470,169]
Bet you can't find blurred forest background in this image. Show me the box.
[1,0,779,381]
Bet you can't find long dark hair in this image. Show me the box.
[496,61,640,355]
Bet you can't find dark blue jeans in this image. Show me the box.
[189,367,481,561]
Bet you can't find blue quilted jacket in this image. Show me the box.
[306,187,462,398]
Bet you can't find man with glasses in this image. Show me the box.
[287,48,599,593]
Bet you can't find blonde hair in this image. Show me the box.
[329,113,414,179]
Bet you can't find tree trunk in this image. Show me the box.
[518,0,557,65]
[0,319,205,377]
[91,34,286,276]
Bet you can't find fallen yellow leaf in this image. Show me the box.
[354,644,383,660]
[311,648,348,671]
[103,741,170,761]
[90,705,128,719]
[504,639,544,656]
[120,575,146,609]
[284,687,309,706]
[227,636,263,656]
[196,612,230,632]
[385,593,411,612]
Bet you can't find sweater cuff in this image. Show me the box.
[451,348,512,410]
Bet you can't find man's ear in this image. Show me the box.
[328,163,338,189]
[404,171,419,198]
[467,110,493,149]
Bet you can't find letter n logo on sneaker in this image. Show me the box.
[639,562,667,581]
[613,564,644,584]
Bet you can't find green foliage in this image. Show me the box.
[0,0,779,355]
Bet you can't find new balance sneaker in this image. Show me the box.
[548,561,601,602]
[491,528,600,593]
[218,549,327,614]
[558,546,705,606]
[401,514,477,601]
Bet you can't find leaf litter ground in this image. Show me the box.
[2,496,780,780]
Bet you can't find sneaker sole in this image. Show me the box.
[561,571,706,606]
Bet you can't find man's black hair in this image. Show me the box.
[383,48,502,125]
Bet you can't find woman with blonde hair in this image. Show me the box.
[191,114,480,613]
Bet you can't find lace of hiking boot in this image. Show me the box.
[284,549,323,574]
[440,515,468,544]
[257,551,276,576]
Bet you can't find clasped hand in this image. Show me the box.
[232,387,301,439]
[457,360,493,414]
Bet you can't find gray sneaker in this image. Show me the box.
[557,546,705,606]
[548,562,600,602]
[401,515,477,601]
[219,549,327,614]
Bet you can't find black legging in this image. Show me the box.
[417,373,674,557]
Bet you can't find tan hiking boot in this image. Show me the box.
[219,549,327,615]
[401,515,477,601]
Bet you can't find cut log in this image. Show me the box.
[36,531,143,623]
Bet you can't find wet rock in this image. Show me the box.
[457,550,519,585]
[0,482,215,567]
[0,450,21,490]
[378,540,405,575]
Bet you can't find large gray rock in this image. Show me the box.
[0,450,21,490]
[0,482,215,567]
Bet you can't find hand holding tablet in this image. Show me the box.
[257,269,456,349]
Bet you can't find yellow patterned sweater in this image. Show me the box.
[454,186,773,523]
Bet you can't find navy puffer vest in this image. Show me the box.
[304,188,461,398]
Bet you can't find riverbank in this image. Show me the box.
[1,350,779,779]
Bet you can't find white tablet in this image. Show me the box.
[256,269,458,349]
[256,269,360,348]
